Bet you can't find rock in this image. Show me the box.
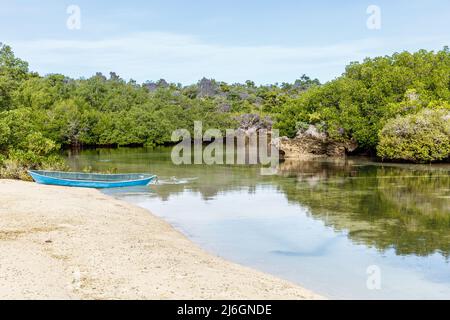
[238,92,250,100]
[198,78,218,97]
[144,79,169,92]
[145,82,158,92]
[279,125,358,159]
[236,114,273,131]
[297,125,327,141]
[218,103,232,113]
[156,79,169,88]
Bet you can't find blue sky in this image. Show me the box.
[1,0,449,84]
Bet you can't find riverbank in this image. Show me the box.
[0,180,320,300]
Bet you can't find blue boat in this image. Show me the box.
[28,170,157,189]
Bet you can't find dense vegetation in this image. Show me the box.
[275,47,450,161]
[0,43,449,178]
[378,107,450,162]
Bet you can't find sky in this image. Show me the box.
[0,0,449,84]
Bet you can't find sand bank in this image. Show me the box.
[0,180,321,300]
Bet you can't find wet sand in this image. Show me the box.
[0,180,321,300]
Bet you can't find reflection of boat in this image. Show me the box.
[28,170,157,189]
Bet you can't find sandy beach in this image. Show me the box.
[0,180,320,300]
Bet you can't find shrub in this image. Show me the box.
[0,157,33,180]
[0,132,66,180]
[0,151,67,180]
[377,108,450,163]
[22,132,59,156]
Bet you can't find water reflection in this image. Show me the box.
[67,147,449,259]
[278,160,450,258]
[66,147,450,298]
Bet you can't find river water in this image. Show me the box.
[66,147,450,299]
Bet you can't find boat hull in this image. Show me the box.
[28,171,157,189]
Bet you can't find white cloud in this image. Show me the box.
[8,32,449,84]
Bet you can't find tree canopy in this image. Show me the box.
[274,48,450,156]
[0,42,449,179]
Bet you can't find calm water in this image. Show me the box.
[66,147,450,299]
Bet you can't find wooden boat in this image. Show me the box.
[28,170,157,189]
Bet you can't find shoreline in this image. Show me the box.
[0,180,321,300]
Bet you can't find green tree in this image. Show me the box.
[275,48,450,154]
[0,44,29,110]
